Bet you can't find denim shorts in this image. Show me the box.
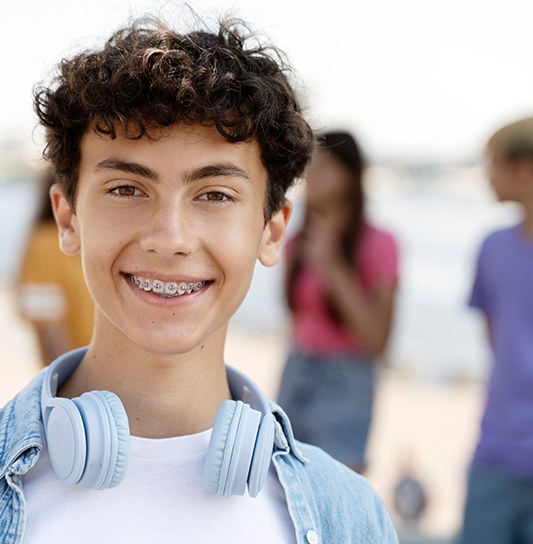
[276,346,376,468]
[460,464,533,544]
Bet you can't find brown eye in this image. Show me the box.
[108,185,143,199]
[197,190,235,205]
[207,192,226,201]
[116,186,137,197]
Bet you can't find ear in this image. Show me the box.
[50,184,81,255]
[258,200,292,267]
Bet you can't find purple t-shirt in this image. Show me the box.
[469,224,533,478]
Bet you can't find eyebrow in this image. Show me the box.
[93,159,251,184]
[94,159,159,181]
[183,163,251,183]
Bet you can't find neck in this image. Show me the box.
[58,328,231,439]
[522,197,533,237]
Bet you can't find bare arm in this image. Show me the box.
[319,259,396,355]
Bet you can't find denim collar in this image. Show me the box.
[269,401,307,463]
[0,370,46,479]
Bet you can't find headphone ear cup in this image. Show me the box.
[247,413,275,498]
[203,400,262,497]
[72,390,130,489]
[224,403,261,496]
[97,390,130,488]
[45,401,88,486]
[203,400,243,496]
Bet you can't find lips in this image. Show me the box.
[128,274,207,298]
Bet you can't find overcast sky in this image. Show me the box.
[3,0,533,162]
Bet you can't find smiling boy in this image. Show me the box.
[0,16,398,543]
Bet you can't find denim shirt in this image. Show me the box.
[0,371,398,543]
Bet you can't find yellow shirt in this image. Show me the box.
[18,221,94,349]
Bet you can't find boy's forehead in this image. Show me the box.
[79,122,265,173]
[73,122,270,212]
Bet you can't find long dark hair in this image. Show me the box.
[286,131,366,318]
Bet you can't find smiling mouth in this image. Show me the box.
[127,274,207,298]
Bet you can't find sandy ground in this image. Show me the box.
[0,286,483,541]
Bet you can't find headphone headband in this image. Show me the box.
[41,348,85,429]
[41,347,275,496]
[41,347,271,423]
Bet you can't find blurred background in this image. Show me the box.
[1,1,531,541]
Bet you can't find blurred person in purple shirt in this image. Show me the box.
[461,116,533,544]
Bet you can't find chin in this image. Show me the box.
[137,340,202,357]
[134,329,220,358]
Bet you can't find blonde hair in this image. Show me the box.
[488,116,533,159]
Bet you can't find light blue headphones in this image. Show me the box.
[41,348,275,497]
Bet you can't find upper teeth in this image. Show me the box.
[131,275,205,297]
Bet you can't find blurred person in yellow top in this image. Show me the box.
[17,167,94,366]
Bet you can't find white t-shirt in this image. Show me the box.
[22,430,295,543]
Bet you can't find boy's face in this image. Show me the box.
[487,146,533,202]
[52,123,290,356]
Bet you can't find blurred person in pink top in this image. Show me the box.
[277,131,399,473]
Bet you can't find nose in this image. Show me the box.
[139,201,196,256]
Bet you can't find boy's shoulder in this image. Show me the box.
[485,223,522,242]
[479,223,524,255]
[274,441,398,542]
[292,440,390,505]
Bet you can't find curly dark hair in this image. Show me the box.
[34,16,314,217]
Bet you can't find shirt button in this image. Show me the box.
[306,529,318,543]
